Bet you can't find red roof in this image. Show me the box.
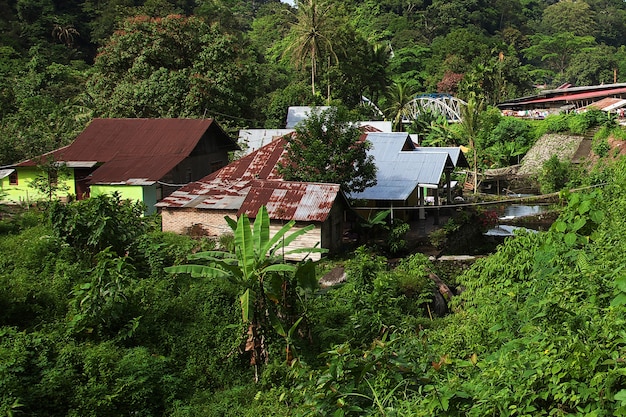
[204,135,287,182]
[239,180,340,222]
[17,118,238,184]
[512,87,626,106]
[157,136,343,222]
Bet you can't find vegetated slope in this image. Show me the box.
[518,133,584,176]
[406,157,626,415]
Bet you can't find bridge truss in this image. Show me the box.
[403,94,467,124]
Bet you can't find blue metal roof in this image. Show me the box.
[412,147,469,168]
[349,152,452,201]
[348,132,462,201]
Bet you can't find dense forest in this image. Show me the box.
[5,0,626,415]
[3,0,626,166]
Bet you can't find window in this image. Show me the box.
[8,171,17,185]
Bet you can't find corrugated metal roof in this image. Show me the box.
[238,129,294,156]
[0,168,14,179]
[286,106,331,128]
[157,136,342,223]
[519,87,626,105]
[499,85,626,108]
[364,132,417,159]
[584,97,626,111]
[347,132,461,201]
[413,147,469,168]
[239,180,340,222]
[16,118,239,184]
[349,152,452,201]
[156,179,251,209]
[205,136,286,182]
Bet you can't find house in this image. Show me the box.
[347,132,469,222]
[1,118,239,213]
[157,137,348,260]
[497,83,626,116]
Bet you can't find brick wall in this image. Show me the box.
[160,207,236,236]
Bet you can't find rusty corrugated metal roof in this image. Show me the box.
[156,179,251,209]
[157,136,342,222]
[498,84,626,108]
[16,118,239,184]
[204,136,286,182]
[239,180,340,222]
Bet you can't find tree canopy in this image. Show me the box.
[87,14,257,119]
[278,107,377,194]
[2,0,626,159]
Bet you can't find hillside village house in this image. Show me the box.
[158,127,469,258]
[157,136,348,260]
[347,132,469,223]
[0,118,239,213]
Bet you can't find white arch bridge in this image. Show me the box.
[403,94,467,124]
[362,94,467,124]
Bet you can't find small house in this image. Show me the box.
[347,132,469,222]
[157,137,348,260]
[1,118,239,213]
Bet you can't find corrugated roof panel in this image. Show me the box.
[365,132,416,162]
[89,155,177,183]
[156,179,251,209]
[293,183,337,222]
[348,152,451,201]
[0,169,14,179]
[210,137,285,182]
[286,106,331,128]
[413,147,469,168]
[513,87,626,106]
[15,118,239,184]
[237,181,340,222]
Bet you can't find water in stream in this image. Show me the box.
[486,204,551,237]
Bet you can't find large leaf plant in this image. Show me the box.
[165,206,326,380]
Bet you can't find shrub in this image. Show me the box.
[49,193,156,259]
[544,113,570,133]
[538,155,571,193]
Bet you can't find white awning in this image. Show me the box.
[0,169,15,179]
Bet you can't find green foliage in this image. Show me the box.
[49,193,153,258]
[166,206,325,373]
[550,190,605,248]
[87,14,257,119]
[68,249,138,338]
[480,116,535,167]
[278,107,377,194]
[538,155,572,194]
[593,137,611,157]
[387,220,409,255]
[301,332,427,416]
[543,113,570,133]
[4,1,626,415]
[544,110,612,136]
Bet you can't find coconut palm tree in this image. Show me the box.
[52,23,79,47]
[284,0,338,96]
[458,92,485,193]
[385,81,418,131]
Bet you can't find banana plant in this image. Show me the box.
[165,206,326,379]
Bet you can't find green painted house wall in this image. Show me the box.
[1,167,76,204]
[1,168,157,214]
[91,184,158,214]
